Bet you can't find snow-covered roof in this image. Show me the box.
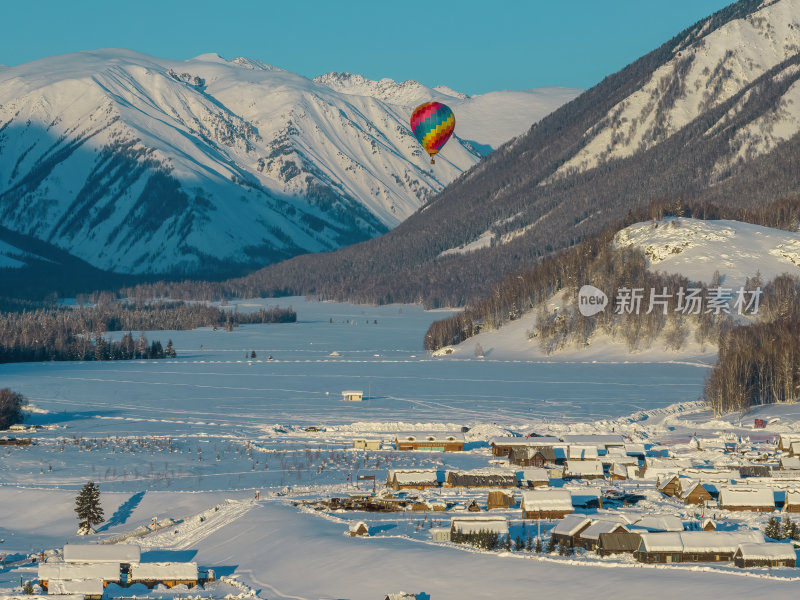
[637,532,684,552]
[63,544,140,564]
[490,436,562,447]
[561,434,625,447]
[718,487,775,507]
[389,469,439,485]
[521,489,572,512]
[568,445,598,460]
[624,443,646,455]
[630,515,684,532]
[610,464,630,477]
[129,562,199,581]
[780,456,800,470]
[563,460,604,476]
[736,542,797,560]
[519,468,550,482]
[450,516,509,535]
[580,520,628,541]
[47,579,105,595]
[786,490,800,506]
[39,562,120,581]
[395,432,464,443]
[681,531,764,553]
[348,521,368,533]
[551,514,591,536]
[638,531,764,553]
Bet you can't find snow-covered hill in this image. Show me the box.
[0,50,578,276]
[551,0,800,180]
[444,217,800,361]
[615,217,800,287]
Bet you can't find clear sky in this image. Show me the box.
[0,0,736,95]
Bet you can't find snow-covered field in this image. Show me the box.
[2,298,798,599]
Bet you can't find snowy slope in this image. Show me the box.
[551,0,800,179]
[0,50,577,276]
[615,217,800,287]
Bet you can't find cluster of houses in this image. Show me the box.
[336,431,800,568]
[36,544,213,599]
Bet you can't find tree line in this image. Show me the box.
[0,301,295,364]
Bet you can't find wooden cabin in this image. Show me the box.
[550,514,591,548]
[450,515,509,537]
[609,463,629,481]
[657,475,682,498]
[487,490,515,510]
[682,482,713,506]
[635,531,764,564]
[575,520,629,551]
[567,445,599,461]
[348,521,369,537]
[386,469,440,490]
[700,518,716,531]
[562,460,604,480]
[718,487,775,512]
[394,433,464,452]
[445,469,517,488]
[518,468,550,488]
[508,446,547,468]
[779,456,800,471]
[490,437,562,457]
[734,543,796,568]
[784,490,800,513]
[341,390,363,402]
[778,434,800,451]
[521,489,573,519]
[597,532,642,556]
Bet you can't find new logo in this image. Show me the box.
[578,285,608,317]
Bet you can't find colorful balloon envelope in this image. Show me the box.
[410,101,455,164]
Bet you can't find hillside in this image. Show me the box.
[0,50,577,281]
[436,216,800,362]
[151,0,800,307]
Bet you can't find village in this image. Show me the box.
[4,403,800,600]
[301,426,800,571]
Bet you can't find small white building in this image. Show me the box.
[341,390,363,402]
[562,460,605,480]
[352,438,381,450]
[39,562,121,587]
[431,527,451,542]
[718,487,775,512]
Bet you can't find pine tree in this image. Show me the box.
[165,340,177,358]
[782,514,794,540]
[765,516,782,540]
[547,535,556,553]
[75,481,104,534]
[515,535,524,551]
[250,350,257,359]
[534,537,543,553]
[504,533,512,551]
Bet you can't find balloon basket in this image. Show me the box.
[430,158,435,165]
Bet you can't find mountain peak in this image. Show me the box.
[313,71,469,105]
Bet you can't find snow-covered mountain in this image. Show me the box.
[0,49,578,276]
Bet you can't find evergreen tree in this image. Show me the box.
[782,514,796,540]
[165,339,177,358]
[250,350,257,359]
[514,535,524,551]
[765,516,782,540]
[504,533,512,551]
[546,535,556,553]
[534,537,543,553]
[75,481,104,534]
[22,581,34,595]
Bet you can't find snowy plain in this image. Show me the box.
[1,297,797,599]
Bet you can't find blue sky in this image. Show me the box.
[1,0,735,94]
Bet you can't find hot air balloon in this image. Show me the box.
[410,101,455,164]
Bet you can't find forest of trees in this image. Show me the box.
[704,274,800,415]
[0,301,295,364]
